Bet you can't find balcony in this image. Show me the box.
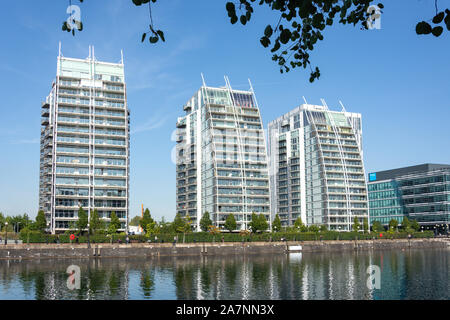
[183,105,192,112]
[176,118,186,128]
[41,108,49,117]
[41,117,49,126]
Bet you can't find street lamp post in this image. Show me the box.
[4,222,8,245]
[87,222,91,249]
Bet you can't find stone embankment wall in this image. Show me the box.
[0,239,448,260]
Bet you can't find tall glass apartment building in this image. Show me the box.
[39,47,130,234]
[268,103,368,231]
[175,78,270,231]
[368,164,450,228]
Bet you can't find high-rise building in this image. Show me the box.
[175,77,270,231]
[39,46,130,234]
[268,103,368,231]
[368,163,450,231]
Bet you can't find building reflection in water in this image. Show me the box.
[0,248,448,300]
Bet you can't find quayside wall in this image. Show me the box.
[0,239,448,260]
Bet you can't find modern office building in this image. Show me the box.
[368,164,450,230]
[39,46,130,234]
[175,77,270,231]
[268,102,368,231]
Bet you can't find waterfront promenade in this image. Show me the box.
[0,238,449,260]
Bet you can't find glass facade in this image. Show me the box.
[368,166,450,226]
[268,104,368,231]
[39,52,130,234]
[176,81,270,231]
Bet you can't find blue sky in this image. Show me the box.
[0,1,448,220]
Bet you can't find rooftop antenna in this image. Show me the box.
[248,78,254,92]
[339,100,347,113]
[92,45,96,61]
[320,98,329,110]
[58,41,62,58]
[200,73,207,87]
[120,49,124,65]
[302,96,308,105]
[248,78,260,109]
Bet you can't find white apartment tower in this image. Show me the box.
[268,102,368,231]
[39,46,130,234]
[175,77,271,231]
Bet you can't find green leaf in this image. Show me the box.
[432,12,445,24]
[279,28,291,44]
[260,36,270,48]
[240,15,247,25]
[230,15,238,24]
[132,0,142,6]
[141,33,147,42]
[226,2,235,13]
[415,21,432,35]
[271,40,281,52]
[157,30,165,42]
[149,36,158,43]
[445,12,450,31]
[264,25,273,37]
[431,26,443,37]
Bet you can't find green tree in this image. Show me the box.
[352,216,361,233]
[129,215,142,227]
[308,225,319,233]
[248,213,259,233]
[0,212,5,231]
[35,210,47,233]
[249,213,268,233]
[172,213,187,233]
[89,209,104,234]
[140,208,153,234]
[389,219,399,232]
[63,1,450,82]
[259,214,269,231]
[76,207,88,234]
[200,212,213,232]
[402,217,411,231]
[108,212,121,234]
[224,214,237,232]
[272,214,282,232]
[146,220,159,235]
[294,217,308,232]
[372,220,383,233]
[363,218,369,233]
[411,219,420,232]
[183,214,193,233]
[319,224,328,232]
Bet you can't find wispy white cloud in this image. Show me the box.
[0,64,42,84]
[126,33,208,93]
[131,114,169,134]
[11,138,39,145]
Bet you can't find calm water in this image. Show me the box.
[0,248,448,300]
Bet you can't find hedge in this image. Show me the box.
[19,230,435,244]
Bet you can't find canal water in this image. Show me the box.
[0,248,448,300]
